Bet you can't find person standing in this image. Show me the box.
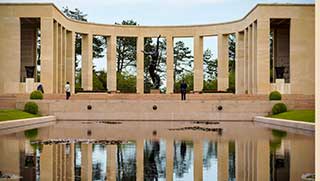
[37,83,44,93]
[180,80,187,101]
[65,82,71,100]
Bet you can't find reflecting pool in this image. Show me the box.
[0,121,314,181]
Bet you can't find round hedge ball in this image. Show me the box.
[272,103,287,115]
[269,91,282,101]
[24,101,39,114]
[30,90,43,100]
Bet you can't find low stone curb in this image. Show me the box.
[254,116,315,132]
[0,116,56,131]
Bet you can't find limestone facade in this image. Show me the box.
[0,3,315,95]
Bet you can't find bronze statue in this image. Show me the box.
[142,35,161,89]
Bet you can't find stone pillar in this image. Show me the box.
[316,1,320,180]
[256,19,270,94]
[166,35,174,94]
[235,32,245,94]
[66,143,75,181]
[136,36,144,94]
[218,141,229,181]
[0,17,20,94]
[81,144,92,181]
[81,33,93,91]
[136,139,144,181]
[244,29,248,93]
[166,139,174,181]
[218,34,229,91]
[194,140,203,181]
[58,25,63,93]
[107,35,117,92]
[193,35,203,92]
[247,25,252,94]
[62,28,67,90]
[252,22,257,94]
[25,78,34,93]
[106,145,117,181]
[40,18,54,94]
[53,22,59,93]
[256,140,269,181]
[66,31,75,94]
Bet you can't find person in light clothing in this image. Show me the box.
[65,82,71,100]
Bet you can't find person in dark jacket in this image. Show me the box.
[180,80,187,100]
[37,83,44,93]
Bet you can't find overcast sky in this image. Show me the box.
[1,0,314,71]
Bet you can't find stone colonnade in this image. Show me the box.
[39,139,270,181]
[40,19,270,94]
[0,4,315,95]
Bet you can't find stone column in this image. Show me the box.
[0,17,20,94]
[193,35,203,92]
[40,18,54,93]
[136,36,144,94]
[316,1,320,180]
[218,34,229,91]
[58,25,63,93]
[194,140,203,181]
[136,139,144,181]
[66,143,75,181]
[247,25,252,94]
[166,139,174,181]
[166,35,174,94]
[53,22,59,93]
[66,31,75,94]
[81,144,92,181]
[81,33,93,91]
[106,145,117,181]
[107,35,117,92]
[40,145,54,181]
[218,141,229,181]
[252,22,258,94]
[256,19,270,94]
[235,32,245,94]
[244,29,248,93]
[62,28,67,90]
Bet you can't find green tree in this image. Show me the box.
[174,41,193,82]
[116,20,138,73]
[62,7,106,70]
[203,48,217,80]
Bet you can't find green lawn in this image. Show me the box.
[269,110,315,123]
[0,110,40,121]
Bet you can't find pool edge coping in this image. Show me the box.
[254,116,315,132]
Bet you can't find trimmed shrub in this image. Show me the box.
[272,103,287,115]
[30,90,43,100]
[269,91,282,100]
[24,102,39,114]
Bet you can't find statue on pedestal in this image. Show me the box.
[142,35,161,89]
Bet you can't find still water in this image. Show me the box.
[0,121,314,181]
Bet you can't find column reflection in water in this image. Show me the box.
[173,140,194,181]
[116,141,136,181]
[144,140,166,181]
[203,140,218,181]
[92,144,106,181]
[228,142,236,181]
[74,143,81,181]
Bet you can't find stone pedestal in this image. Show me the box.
[26,78,34,93]
[150,89,160,94]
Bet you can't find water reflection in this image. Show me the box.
[0,122,315,181]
